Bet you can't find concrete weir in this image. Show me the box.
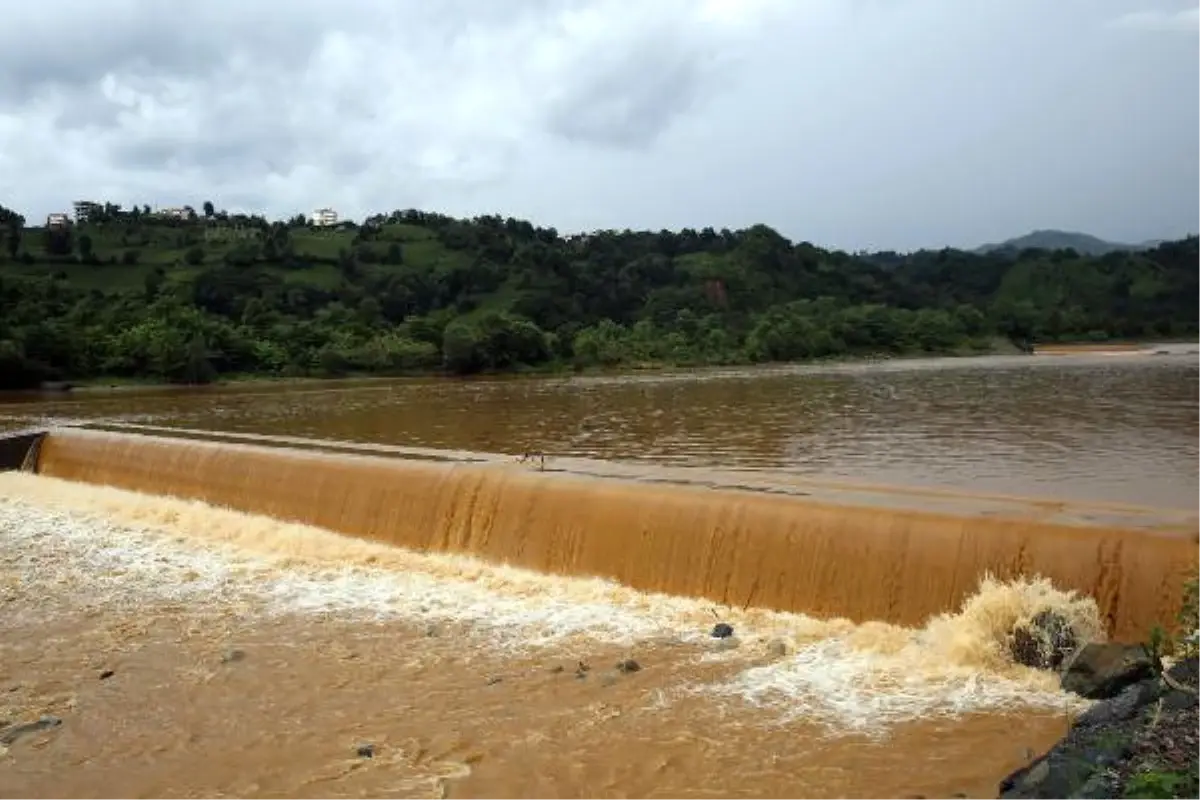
[21,425,1200,640]
[0,429,47,472]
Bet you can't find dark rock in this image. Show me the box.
[0,715,63,746]
[1161,688,1198,711]
[710,623,734,639]
[99,669,115,680]
[549,665,565,674]
[1074,679,1161,727]
[1062,643,1156,699]
[574,660,590,680]
[486,676,503,686]
[999,729,1130,800]
[355,743,375,759]
[1165,654,1198,688]
[616,659,641,674]
[1010,610,1079,670]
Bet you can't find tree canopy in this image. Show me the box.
[0,202,1195,388]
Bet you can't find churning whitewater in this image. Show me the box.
[0,471,1100,733]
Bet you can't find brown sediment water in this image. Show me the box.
[32,426,1197,640]
[0,476,1102,798]
[2,346,1195,509]
[1,351,1196,797]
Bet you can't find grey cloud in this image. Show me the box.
[1108,7,1200,31]
[0,0,343,106]
[0,0,1195,250]
[543,40,711,148]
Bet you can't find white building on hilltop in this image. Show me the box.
[309,208,339,227]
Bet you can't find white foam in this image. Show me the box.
[0,496,680,647]
[716,637,1084,733]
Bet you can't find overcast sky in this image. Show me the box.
[0,0,1196,251]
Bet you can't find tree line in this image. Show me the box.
[0,202,1195,388]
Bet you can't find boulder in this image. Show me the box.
[1010,610,1079,670]
[1072,678,1161,727]
[1061,643,1156,699]
[710,622,734,639]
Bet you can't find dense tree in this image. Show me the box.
[0,202,1194,388]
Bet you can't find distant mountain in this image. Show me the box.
[975,229,1156,257]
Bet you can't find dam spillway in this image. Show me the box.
[16,425,1199,641]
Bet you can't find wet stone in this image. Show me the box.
[710,623,734,639]
[355,743,375,759]
[1010,610,1078,670]
[1061,643,1155,699]
[616,659,641,674]
[99,669,115,680]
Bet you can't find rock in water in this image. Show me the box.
[0,715,62,746]
[1010,609,1079,670]
[710,623,734,639]
[1061,642,1156,699]
[616,659,641,674]
[355,743,375,759]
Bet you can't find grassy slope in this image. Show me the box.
[2,220,536,332]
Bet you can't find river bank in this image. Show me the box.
[5,337,1036,398]
[21,337,1200,400]
[1000,655,1198,799]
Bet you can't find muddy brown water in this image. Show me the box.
[0,347,1196,798]
[2,348,1196,508]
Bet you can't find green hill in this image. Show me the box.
[975,229,1153,257]
[0,203,1196,388]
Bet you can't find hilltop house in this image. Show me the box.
[46,213,71,228]
[72,201,102,223]
[309,208,338,227]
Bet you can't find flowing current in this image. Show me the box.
[0,347,1196,798]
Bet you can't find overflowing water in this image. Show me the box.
[0,347,1196,797]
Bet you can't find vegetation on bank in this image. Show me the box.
[0,202,1196,388]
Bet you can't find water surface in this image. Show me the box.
[3,349,1195,508]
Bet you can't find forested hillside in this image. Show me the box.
[0,202,1195,388]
